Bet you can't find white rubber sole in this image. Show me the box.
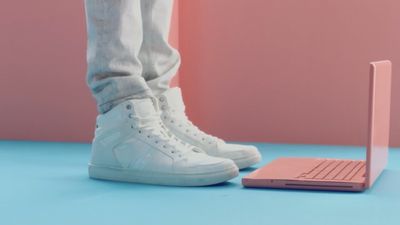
[88,164,239,186]
[233,153,262,170]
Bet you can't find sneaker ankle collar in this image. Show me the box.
[126,98,159,118]
[97,98,158,126]
[158,87,185,112]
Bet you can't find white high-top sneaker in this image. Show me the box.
[157,88,262,169]
[89,98,239,186]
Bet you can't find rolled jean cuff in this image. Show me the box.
[98,89,153,113]
[92,75,154,113]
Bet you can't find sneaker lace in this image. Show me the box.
[172,111,222,144]
[132,112,198,157]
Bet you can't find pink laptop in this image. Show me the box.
[242,61,392,191]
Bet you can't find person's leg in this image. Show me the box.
[84,0,239,186]
[139,0,180,95]
[85,0,152,113]
[138,0,261,169]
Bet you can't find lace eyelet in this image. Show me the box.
[138,130,142,133]
[147,135,150,138]
[126,104,132,110]
[128,113,133,118]
[163,145,167,148]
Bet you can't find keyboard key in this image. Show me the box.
[299,159,366,181]
[350,162,366,180]
[333,161,359,180]
[324,161,349,180]
[314,160,341,179]
[344,162,365,180]
[304,160,331,179]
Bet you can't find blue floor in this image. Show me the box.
[1,141,399,225]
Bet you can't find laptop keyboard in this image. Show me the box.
[297,159,366,181]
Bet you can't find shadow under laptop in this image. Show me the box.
[241,186,365,195]
[364,169,400,195]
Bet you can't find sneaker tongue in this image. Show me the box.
[129,98,157,117]
[160,87,185,112]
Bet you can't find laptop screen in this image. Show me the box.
[366,61,392,187]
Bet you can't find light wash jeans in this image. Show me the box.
[84,0,180,113]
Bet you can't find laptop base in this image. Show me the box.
[242,157,367,192]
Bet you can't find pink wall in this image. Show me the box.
[179,0,400,146]
[0,0,179,142]
[1,0,398,147]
